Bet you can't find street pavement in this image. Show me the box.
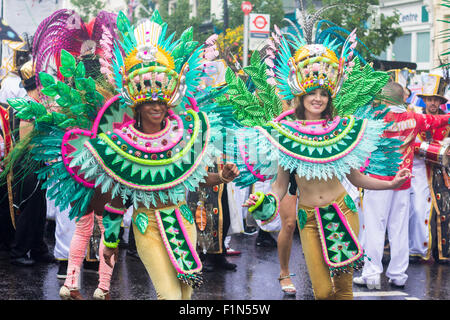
[0,226,449,301]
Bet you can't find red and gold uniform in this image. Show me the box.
[410,106,450,262]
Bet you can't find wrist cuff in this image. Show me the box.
[103,239,120,248]
[249,192,279,223]
[102,203,125,247]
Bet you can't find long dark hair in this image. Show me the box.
[293,89,334,121]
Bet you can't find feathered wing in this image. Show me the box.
[208,50,287,187]
[333,57,389,117]
[6,51,108,220]
[48,11,226,211]
[33,9,118,86]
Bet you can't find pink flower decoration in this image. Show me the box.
[266,69,275,77]
[267,78,277,85]
[265,58,275,68]
[205,34,218,45]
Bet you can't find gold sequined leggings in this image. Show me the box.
[132,204,197,300]
[297,192,359,300]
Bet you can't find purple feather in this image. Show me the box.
[32,9,118,87]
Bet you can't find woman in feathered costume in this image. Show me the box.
[25,9,120,299]
[217,8,411,299]
[6,10,238,300]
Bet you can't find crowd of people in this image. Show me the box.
[0,6,449,302]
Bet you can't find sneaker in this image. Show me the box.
[225,247,241,256]
[32,252,56,264]
[388,278,406,288]
[93,288,111,300]
[243,225,258,236]
[57,260,68,279]
[353,276,381,290]
[10,256,36,267]
[126,249,140,259]
[59,285,85,300]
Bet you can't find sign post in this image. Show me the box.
[241,1,253,67]
[249,13,270,51]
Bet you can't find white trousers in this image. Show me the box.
[47,194,76,260]
[227,182,250,234]
[409,158,432,257]
[360,188,410,284]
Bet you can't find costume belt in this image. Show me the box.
[133,202,203,288]
[298,193,367,277]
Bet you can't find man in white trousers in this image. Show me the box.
[408,146,432,261]
[354,81,450,289]
[47,195,76,279]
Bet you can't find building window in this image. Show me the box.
[392,33,412,62]
[416,32,430,63]
[169,0,177,15]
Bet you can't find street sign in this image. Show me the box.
[249,13,270,33]
[241,1,253,15]
[249,13,270,51]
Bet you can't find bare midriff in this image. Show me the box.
[295,175,346,208]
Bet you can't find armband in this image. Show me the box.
[102,203,125,248]
[248,192,279,225]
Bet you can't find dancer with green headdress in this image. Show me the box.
[216,9,411,299]
[4,10,238,300]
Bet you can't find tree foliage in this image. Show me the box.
[312,0,403,59]
[69,0,107,21]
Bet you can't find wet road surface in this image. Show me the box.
[0,230,449,301]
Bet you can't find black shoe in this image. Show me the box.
[409,255,423,264]
[255,230,277,248]
[11,256,35,267]
[32,252,56,263]
[202,263,215,272]
[57,260,68,279]
[212,255,237,271]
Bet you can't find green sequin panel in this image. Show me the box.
[159,208,199,271]
[297,208,307,230]
[103,211,123,244]
[134,212,149,234]
[344,194,358,213]
[179,203,194,224]
[317,205,360,265]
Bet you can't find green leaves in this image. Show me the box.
[6,98,48,122]
[35,49,105,129]
[39,72,55,87]
[218,50,283,127]
[75,62,86,79]
[59,50,77,78]
[334,57,390,116]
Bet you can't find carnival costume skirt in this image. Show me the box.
[297,192,362,300]
[131,202,201,300]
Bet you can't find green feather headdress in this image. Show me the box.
[111,10,204,109]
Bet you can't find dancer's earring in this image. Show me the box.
[137,111,141,128]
